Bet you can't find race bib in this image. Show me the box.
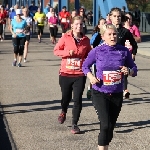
[66,58,81,70]
[103,71,122,85]
[61,18,67,22]
[125,40,132,52]
[16,29,23,34]
[37,18,42,23]
[50,24,54,27]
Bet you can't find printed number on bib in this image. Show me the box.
[103,71,122,85]
[61,18,67,22]
[66,58,81,70]
[16,29,23,33]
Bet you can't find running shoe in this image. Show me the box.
[38,40,41,43]
[71,124,80,134]
[18,63,22,67]
[124,90,130,99]
[12,60,17,66]
[24,58,27,63]
[58,111,66,124]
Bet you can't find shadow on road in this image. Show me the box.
[0,107,13,150]
[123,98,150,105]
[116,120,150,133]
[2,99,93,115]
[141,34,150,42]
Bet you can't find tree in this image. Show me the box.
[126,0,150,11]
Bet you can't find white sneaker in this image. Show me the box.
[24,59,27,63]
[1,39,3,42]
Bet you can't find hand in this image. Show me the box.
[13,33,16,38]
[132,55,135,61]
[120,66,129,75]
[69,50,74,56]
[89,76,100,85]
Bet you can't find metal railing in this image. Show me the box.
[139,12,150,33]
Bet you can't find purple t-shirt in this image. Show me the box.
[82,43,137,93]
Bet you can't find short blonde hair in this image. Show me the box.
[71,16,83,24]
[100,24,118,35]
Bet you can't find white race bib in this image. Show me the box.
[103,71,122,85]
[61,18,67,23]
[66,58,81,70]
[37,18,42,23]
[16,29,23,34]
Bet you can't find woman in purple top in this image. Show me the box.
[48,9,58,44]
[82,24,137,150]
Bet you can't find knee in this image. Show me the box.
[101,123,109,132]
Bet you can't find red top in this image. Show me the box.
[59,11,70,23]
[54,31,91,76]
[0,11,7,24]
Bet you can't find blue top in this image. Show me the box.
[9,11,16,20]
[82,43,138,93]
[43,7,49,14]
[11,19,27,38]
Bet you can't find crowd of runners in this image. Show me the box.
[0,2,141,150]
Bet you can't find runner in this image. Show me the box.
[48,9,58,44]
[59,6,70,36]
[79,8,87,35]
[34,8,46,43]
[28,0,38,33]
[54,16,91,134]
[82,24,137,150]
[125,12,141,43]
[21,8,32,63]
[109,7,138,99]
[0,5,7,41]
[10,9,27,67]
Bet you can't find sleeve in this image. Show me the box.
[125,49,138,77]
[90,33,98,45]
[134,25,141,37]
[82,48,96,75]
[53,36,70,58]
[126,30,138,55]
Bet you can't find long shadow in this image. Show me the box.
[0,105,15,150]
[123,98,150,105]
[2,99,93,115]
[116,120,150,133]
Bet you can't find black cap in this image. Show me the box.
[62,6,66,9]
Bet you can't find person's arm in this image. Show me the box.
[125,48,138,77]
[9,21,16,38]
[133,25,141,43]
[54,35,71,58]
[82,47,100,84]
[126,30,138,55]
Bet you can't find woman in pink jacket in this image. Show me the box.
[54,16,91,134]
[48,9,58,44]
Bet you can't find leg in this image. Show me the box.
[50,27,54,43]
[53,26,58,42]
[59,75,73,113]
[12,38,19,66]
[72,76,86,125]
[92,90,110,146]
[123,75,130,98]
[18,37,26,65]
[37,25,41,41]
[24,35,30,62]
[108,92,123,144]
[0,24,3,40]
[61,23,65,36]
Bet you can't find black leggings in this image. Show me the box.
[37,25,44,35]
[49,26,58,38]
[123,75,128,90]
[12,37,26,55]
[0,24,3,35]
[92,89,123,146]
[59,75,86,125]
[60,23,69,33]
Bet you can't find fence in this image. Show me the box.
[139,12,150,33]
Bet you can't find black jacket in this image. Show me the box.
[92,33,102,48]
[117,25,138,55]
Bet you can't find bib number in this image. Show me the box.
[66,58,81,70]
[16,29,23,34]
[103,71,122,85]
[61,18,67,22]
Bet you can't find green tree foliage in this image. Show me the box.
[126,0,150,12]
